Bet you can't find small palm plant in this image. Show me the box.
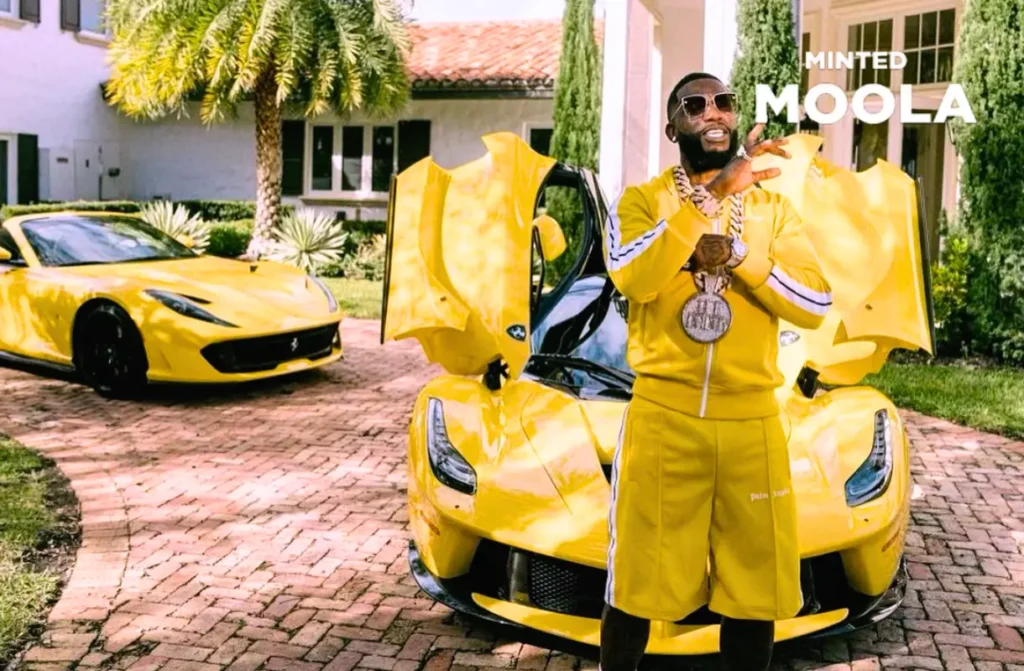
[140,201,211,253]
[268,209,349,274]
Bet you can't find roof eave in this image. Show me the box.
[410,77,555,100]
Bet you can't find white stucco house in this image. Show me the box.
[0,2,570,220]
[1,0,963,253]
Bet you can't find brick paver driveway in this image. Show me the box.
[3,319,1024,671]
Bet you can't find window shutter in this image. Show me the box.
[20,0,41,23]
[61,0,80,31]
[397,120,431,173]
[281,120,305,196]
[17,134,39,205]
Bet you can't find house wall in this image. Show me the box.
[0,0,124,203]
[123,98,554,220]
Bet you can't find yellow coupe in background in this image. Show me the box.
[381,133,935,654]
[0,211,343,397]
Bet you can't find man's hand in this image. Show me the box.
[705,124,791,200]
[688,233,733,273]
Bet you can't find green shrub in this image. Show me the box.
[931,217,972,359]
[175,200,255,221]
[731,0,800,139]
[207,220,253,258]
[951,0,1024,366]
[0,200,141,220]
[318,259,346,278]
[0,199,293,224]
[340,234,386,281]
[342,220,386,237]
[175,200,296,221]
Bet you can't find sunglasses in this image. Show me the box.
[673,91,737,119]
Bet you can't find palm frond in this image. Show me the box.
[106,0,411,122]
[139,201,212,253]
[267,209,349,274]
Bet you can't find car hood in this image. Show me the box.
[61,256,336,329]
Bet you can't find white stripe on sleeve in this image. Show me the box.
[604,193,668,272]
[766,265,833,315]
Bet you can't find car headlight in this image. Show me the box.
[845,409,894,506]
[145,289,237,328]
[426,398,477,495]
[308,275,338,313]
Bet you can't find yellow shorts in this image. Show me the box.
[605,394,803,622]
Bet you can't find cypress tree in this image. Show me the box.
[950,0,1024,363]
[729,0,801,139]
[545,0,601,281]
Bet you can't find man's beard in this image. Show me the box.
[677,130,740,173]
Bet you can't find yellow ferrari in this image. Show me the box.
[0,211,343,398]
[381,132,935,654]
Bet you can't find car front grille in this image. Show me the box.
[528,552,607,618]
[463,539,871,624]
[201,323,340,374]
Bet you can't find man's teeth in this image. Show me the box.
[706,129,726,139]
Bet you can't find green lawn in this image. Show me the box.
[324,278,382,320]
[0,436,66,664]
[865,362,1024,439]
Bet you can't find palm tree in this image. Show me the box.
[104,0,412,257]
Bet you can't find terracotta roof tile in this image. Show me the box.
[406,19,603,93]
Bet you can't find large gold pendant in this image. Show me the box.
[681,292,732,343]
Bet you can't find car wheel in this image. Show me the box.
[75,303,148,399]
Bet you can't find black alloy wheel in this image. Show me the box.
[75,303,148,399]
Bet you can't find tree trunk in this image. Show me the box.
[248,70,283,259]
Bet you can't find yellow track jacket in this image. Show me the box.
[604,167,832,420]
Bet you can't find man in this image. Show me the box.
[600,72,832,671]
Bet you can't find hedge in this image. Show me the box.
[208,220,253,258]
[2,200,382,234]
[176,201,297,221]
[0,199,294,222]
[0,200,141,219]
[204,219,384,259]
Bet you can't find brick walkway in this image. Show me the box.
[3,319,1024,671]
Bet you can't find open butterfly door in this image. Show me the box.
[380,132,558,378]
[755,134,936,388]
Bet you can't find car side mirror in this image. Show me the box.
[176,234,196,249]
[0,248,10,262]
[532,214,566,262]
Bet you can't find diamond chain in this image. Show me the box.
[673,165,745,294]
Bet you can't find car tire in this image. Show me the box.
[74,303,149,399]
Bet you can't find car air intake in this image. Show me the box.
[201,323,339,373]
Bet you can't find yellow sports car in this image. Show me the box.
[0,211,343,397]
[381,133,935,654]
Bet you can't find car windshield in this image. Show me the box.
[21,215,196,267]
[528,274,634,398]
